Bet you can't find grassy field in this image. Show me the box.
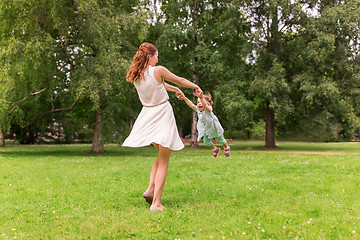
[0,141,359,239]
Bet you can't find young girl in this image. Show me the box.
[122,42,202,211]
[180,92,230,158]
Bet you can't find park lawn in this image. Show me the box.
[0,141,359,239]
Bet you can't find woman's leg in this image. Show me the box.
[152,142,160,152]
[147,143,160,194]
[152,145,172,210]
[143,143,160,203]
[143,158,158,203]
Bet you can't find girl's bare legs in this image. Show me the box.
[223,142,230,157]
[210,143,220,159]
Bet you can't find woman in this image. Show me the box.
[122,42,202,211]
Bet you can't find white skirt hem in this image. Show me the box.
[122,101,184,151]
[122,141,184,151]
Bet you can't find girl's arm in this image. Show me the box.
[198,92,212,112]
[200,97,212,112]
[179,96,197,111]
[155,66,202,94]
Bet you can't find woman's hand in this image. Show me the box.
[176,89,185,100]
[178,95,186,100]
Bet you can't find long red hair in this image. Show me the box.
[126,42,158,83]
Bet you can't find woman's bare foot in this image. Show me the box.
[150,204,165,211]
[143,190,153,204]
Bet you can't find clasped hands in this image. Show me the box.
[176,87,203,100]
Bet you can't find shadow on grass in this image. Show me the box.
[190,141,360,153]
[0,144,158,158]
[1,141,358,158]
[188,142,269,151]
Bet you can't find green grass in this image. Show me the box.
[0,141,359,239]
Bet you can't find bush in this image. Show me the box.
[250,120,266,140]
[224,129,249,140]
[77,127,94,143]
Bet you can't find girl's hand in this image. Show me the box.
[196,88,203,98]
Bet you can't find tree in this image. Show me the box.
[72,0,147,153]
[0,0,145,151]
[150,0,248,147]
[288,0,360,141]
[0,0,62,146]
[0,70,11,147]
[239,0,316,147]
[239,0,360,144]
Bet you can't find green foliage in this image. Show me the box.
[287,0,360,141]
[0,1,76,137]
[251,120,266,140]
[0,1,62,139]
[251,60,293,125]
[67,0,147,146]
[297,111,343,142]
[215,81,255,130]
[0,63,11,132]
[1,0,360,144]
[0,0,146,145]
[235,0,360,142]
[148,0,251,138]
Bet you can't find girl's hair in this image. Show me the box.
[203,92,213,105]
[126,42,158,83]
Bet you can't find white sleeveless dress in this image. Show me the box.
[122,66,184,151]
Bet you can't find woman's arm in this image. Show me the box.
[155,66,202,94]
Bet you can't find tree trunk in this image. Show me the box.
[190,108,198,148]
[178,127,183,139]
[265,100,276,148]
[0,131,5,147]
[263,3,278,149]
[190,69,200,148]
[89,109,104,153]
[189,2,201,148]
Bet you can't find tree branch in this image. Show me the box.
[58,29,76,71]
[3,87,48,105]
[12,97,81,129]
